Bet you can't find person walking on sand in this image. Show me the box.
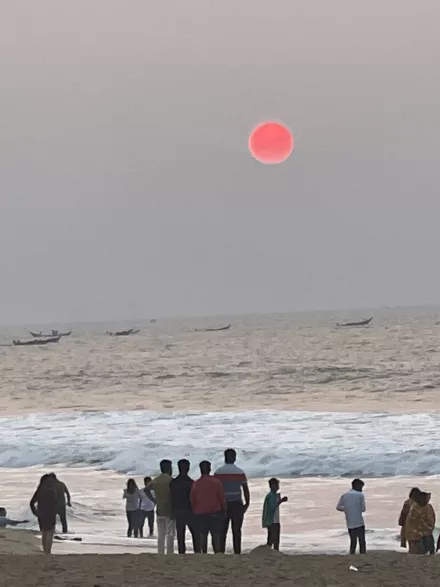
[215,448,250,554]
[48,473,71,534]
[169,459,199,554]
[336,478,366,554]
[406,490,436,554]
[191,460,226,554]
[262,478,288,551]
[145,460,175,554]
[139,476,155,538]
[30,474,59,554]
[398,487,420,549]
[123,478,142,538]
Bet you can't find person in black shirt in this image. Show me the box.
[169,459,199,554]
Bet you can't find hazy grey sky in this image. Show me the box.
[1,1,440,323]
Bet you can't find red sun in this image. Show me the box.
[248,121,294,164]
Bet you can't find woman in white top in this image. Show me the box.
[139,476,156,538]
[123,478,142,538]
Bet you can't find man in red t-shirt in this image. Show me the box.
[190,461,226,553]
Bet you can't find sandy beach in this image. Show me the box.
[1,544,440,587]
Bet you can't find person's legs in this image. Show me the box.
[146,510,155,536]
[58,507,68,534]
[138,511,146,538]
[133,510,141,539]
[209,513,223,554]
[272,523,281,551]
[348,528,357,555]
[156,516,166,554]
[165,517,176,555]
[41,531,47,554]
[126,511,134,538]
[175,511,186,554]
[188,513,200,553]
[423,534,435,555]
[358,526,366,554]
[198,515,208,554]
[219,507,231,553]
[229,502,245,554]
[46,530,54,554]
[267,525,273,547]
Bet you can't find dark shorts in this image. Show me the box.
[38,514,56,532]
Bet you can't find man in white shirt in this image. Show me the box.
[336,478,366,554]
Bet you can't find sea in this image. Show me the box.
[2,305,440,555]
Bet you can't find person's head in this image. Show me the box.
[48,472,57,480]
[178,459,190,476]
[409,487,420,500]
[268,478,280,492]
[143,476,152,487]
[160,460,172,475]
[0,508,6,517]
[126,478,138,493]
[224,449,237,464]
[352,479,364,492]
[40,473,52,487]
[199,460,211,475]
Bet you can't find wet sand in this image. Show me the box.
[2,547,440,587]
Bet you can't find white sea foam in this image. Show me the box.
[1,409,439,477]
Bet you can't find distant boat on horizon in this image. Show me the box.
[336,317,373,328]
[30,330,72,338]
[106,328,140,336]
[194,324,231,332]
[13,336,61,346]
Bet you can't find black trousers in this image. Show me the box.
[348,525,366,554]
[196,512,223,554]
[126,510,140,538]
[139,510,155,537]
[174,510,199,554]
[219,502,245,554]
[422,534,435,555]
[57,507,68,534]
[266,523,281,550]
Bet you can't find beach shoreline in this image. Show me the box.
[1,548,440,586]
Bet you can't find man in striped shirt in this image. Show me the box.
[214,448,250,554]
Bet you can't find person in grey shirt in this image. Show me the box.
[336,478,366,554]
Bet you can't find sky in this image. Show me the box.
[1,0,440,324]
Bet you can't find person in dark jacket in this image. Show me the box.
[169,459,199,554]
[30,474,59,554]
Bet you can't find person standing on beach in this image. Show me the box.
[215,448,250,554]
[30,474,59,555]
[146,460,175,554]
[123,479,142,538]
[169,459,199,554]
[336,478,366,554]
[49,473,71,534]
[405,491,436,554]
[191,460,226,554]
[139,476,155,538]
[398,487,420,549]
[262,478,288,551]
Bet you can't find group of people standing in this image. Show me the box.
[123,449,251,554]
[337,479,439,556]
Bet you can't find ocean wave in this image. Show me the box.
[1,410,440,478]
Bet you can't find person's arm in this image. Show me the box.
[217,481,226,512]
[361,494,366,513]
[123,489,127,499]
[30,490,39,517]
[427,504,435,532]
[145,482,156,504]
[63,483,71,507]
[190,482,197,512]
[6,518,29,526]
[398,501,410,527]
[336,495,345,512]
[242,473,250,512]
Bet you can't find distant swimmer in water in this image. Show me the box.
[30,474,59,554]
[0,507,29,527]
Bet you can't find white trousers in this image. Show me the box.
[156,516,175,554]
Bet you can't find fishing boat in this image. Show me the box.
[13,336,61,346]
[336,317,373,327]
[29,330,72,338]
[106,328,140,336]
[194,324,231,332]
